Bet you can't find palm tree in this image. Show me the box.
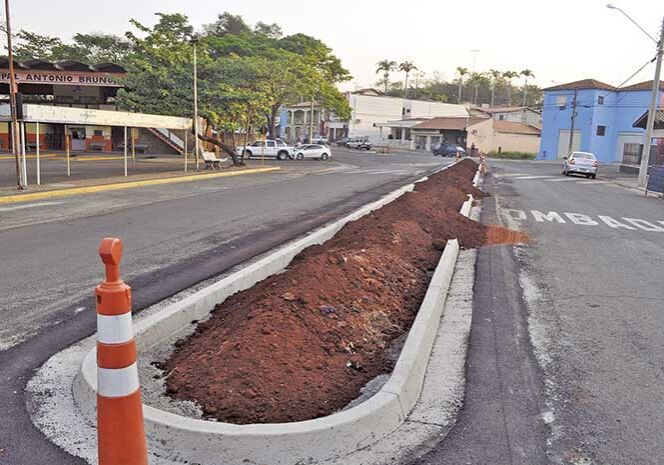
[489,69,502,107]
[503,71,519,105]
[456,66,469,103]
[376,59,397,93]
[468,72,490,105]
[521,69,535,106]
[399,61,418,99]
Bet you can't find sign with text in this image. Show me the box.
[0,69,124,87]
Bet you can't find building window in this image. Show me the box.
[94,130,103,137]
[556,95,567,106]
[498,115,505,120]
[597,125,606,136]
[598,95,604,105]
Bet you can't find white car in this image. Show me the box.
[562,151,598,178]
[294,144,332,161]
[237,140,294,160]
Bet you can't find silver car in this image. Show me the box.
[562,151,598,179]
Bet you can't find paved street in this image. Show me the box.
[411,160,664,465]
[0,148,450,465]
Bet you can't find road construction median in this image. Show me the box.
[53,160,525,464]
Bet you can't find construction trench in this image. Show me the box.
[157,159,528,425]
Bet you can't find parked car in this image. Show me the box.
[294,144,331,161]
[346,137,373,150]
[311,137,329,146]
[335,137,350,146]
[433,143,467,157]
[237,139,294,160]
[562,151,598,178]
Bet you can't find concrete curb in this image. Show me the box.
[71,162,478,464]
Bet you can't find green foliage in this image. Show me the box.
[13,30,131,63]
[115,11,351,150]
[488,150,537,160]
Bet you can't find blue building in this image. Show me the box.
[539,79,664,163]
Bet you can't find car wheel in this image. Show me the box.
[296,153,304,160]
[586,174,591,179]
[277,151,288,161]
[244,150,253,159]
[321,153,329,161]
[591,174,597,179]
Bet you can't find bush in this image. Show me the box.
[487,151,536,160]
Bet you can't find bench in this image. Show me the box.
[118,143,150,154]
[88,142,106,152]
[202,151,224,169]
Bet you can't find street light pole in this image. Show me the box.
[191,36,200,172]
[638,18,664,187]
[607,4,664,187]
[4,0,22,190]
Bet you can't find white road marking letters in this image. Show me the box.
[564,213,599,226]
[501,209,664,232]
[531,210,566,223]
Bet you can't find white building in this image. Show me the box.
[473,106,541,127]
[346,89,468,143]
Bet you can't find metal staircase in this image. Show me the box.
[147,127,185,155]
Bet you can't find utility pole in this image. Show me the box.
[4,0,22,190]
[637,17,664,188]
[567,88,578,156]
[309,97,315,142]
[191,36,200,171]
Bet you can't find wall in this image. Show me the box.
[466,118,494,153]
[493,110,540,126]
[540,87,663,163]
[493,131,540,153]
[468,119,540,154]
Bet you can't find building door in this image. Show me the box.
[616,132,643,164]
[557,130,581,158]
[70,127,86,151]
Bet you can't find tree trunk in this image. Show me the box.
[507,84,512,106]
[458,82,462,103]
[197,118,244,166]
[491,82,496,107]
[268,105,279,139]
[403,73,409,99]
[522,78,528,106]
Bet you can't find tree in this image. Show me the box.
[118,12,351,162]
[467,72,489,105]
[376,59,397,93]
[254,22,283,39]
[13,30,131,63]
[502,71,519,105]
[204,13,251,37]
[488,69,502,107]
[456,66,469,103]
[520,69,535,106]
[399,61,417,99]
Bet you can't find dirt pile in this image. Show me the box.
[161,160,525,424]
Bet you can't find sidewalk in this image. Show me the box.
[0,165,281,205]
[597,165,643,192]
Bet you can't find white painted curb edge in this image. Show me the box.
[72,163,479,465]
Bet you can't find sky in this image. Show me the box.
[6,0,664,92]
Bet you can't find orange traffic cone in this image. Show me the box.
[96,238,148,465]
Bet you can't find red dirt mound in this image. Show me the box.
[162,160,526,424]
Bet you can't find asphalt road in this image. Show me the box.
[0,148,451,465]
[411,160,664,465]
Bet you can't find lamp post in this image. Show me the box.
[4,0,22,190]
[607,4,664,187]
[191,35,200,171]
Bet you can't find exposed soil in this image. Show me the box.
[162,160,527,424]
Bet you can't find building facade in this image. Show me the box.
[539,79,664,163]
[0,57,190,155]
[474,106,541,126]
